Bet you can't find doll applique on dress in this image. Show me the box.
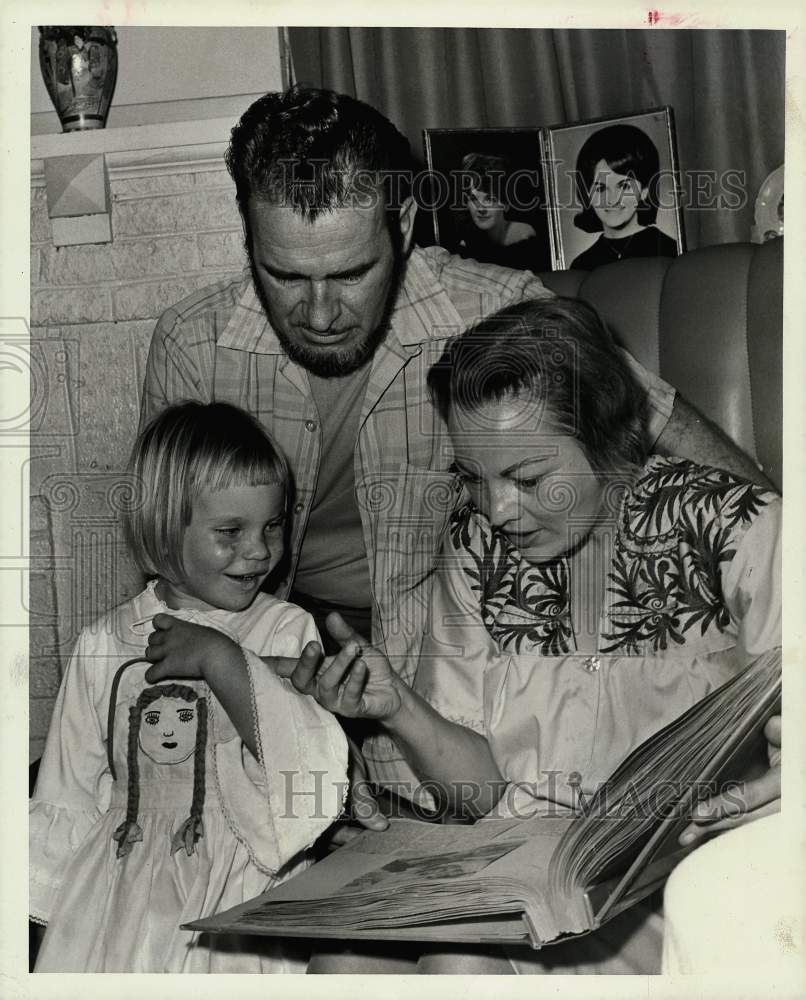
[31,588,349,973]
[32,656,278,973]
[110,670,208,861]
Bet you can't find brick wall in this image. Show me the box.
[30,164,245,760]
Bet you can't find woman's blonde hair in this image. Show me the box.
[124,401,289,583]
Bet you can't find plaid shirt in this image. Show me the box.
[141,245,675,789]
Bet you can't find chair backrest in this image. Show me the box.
[539,238,783,490]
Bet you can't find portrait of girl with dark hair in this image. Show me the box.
[569,122,679,270]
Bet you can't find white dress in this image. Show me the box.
[30,581,348,973]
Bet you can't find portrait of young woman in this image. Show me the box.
[544,107,685,270]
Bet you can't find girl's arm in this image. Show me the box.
[146,613,351,870]
[145,615,260,758]
[146,613,504,817]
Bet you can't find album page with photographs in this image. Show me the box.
[187,649,780,950]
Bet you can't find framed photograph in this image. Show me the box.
[422,127,552,274]
[542,107,686,271]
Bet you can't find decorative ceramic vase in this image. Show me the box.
[38,27,118,132]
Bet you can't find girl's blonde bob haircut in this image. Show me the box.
[125,401,289,583]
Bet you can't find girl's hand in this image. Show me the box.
[678,715,781,847]
[289,613,402,721]
[144,614,242,684]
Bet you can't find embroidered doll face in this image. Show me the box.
[449,395,606,563]
[162,482,286,613]
[138,694,199,764]
[588,159,647,236]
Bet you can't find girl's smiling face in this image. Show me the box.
[138,695,198,765]
[162,482,286,613]
[448,396,605,563]
[588,159,647,236]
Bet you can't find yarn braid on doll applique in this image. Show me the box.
[171,688,208,857]
[108,662,208,859]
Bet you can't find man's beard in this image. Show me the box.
[248,257,404,379]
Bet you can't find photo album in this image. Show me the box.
[187,649,780,950]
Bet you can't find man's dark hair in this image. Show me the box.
[427,297,649,478]
[225,86,413,225]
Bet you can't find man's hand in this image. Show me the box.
[144,614,242,683]
[679,715,781,847]
[656,395,777,492]
[289,613,402,721]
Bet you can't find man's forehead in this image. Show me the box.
[247,199,390,270]
[247,199,387,240]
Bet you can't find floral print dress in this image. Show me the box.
[413,456,780,975]
[416,456,781,804]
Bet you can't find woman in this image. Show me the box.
[570,124,678,270]
[296,298,782,973]
[455,152,550,273]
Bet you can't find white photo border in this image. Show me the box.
[542,106,685,271]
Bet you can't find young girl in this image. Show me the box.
[570,123,678,270]
[29,401,349,973]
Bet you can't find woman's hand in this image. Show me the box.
[144,614,242,683]
[289,613,402,721]
[678,715,781,847]
[315,736,390,853]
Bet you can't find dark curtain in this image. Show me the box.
[288,27,784,250]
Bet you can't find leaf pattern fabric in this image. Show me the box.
[450,457,775,656]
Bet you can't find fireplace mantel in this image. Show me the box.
[31,117,233,187]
